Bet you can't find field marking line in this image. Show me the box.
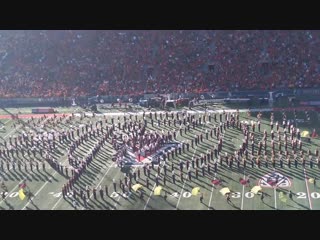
[95,121,143,210]
[0,171,37,206]
[108,173,124,210]
[174,123,207,210]
[54,161,115,210]
[23,109,95,210]
[208,185,214,210]
[22,175,54,210]
[142,117,202,210]
[22,128,89,209]
[25,142,97,210]
[0,119,12,126]
[111,166,139,210]
[51,189,66,210]
[274,187,277,210]
[78,162,116,210]
[0,117,51,205]
[2,119,22,139]
[21,157,69,210]
[140,115,187,210]
[240,170,245,210]
[143,165,165,210]
[51,131,116,210]
[303,168,313,210]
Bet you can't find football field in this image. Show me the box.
[0,104,319,210]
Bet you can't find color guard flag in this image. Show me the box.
[220,187,231,196]
[301,131,309,138]
[250,186,262,195]
[154,186,162,196]
[212,179,221,185]
[239,178,247,185]
[191,187,200,196]
[132,184,143,192]
[18,189,26,200]
[279,192,287,203]
[279,192,284,198]
[312,129,318,138]
[280,197,287,203]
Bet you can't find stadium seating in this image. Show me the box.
[0,30,320,98]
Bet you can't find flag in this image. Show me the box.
[301,131,309,138]
[312,129,318,138]
[212,179,221,185]
[239,178,247,185]
[220,187,231,196]
[309,178,315,184]
[191,187,200,196]
[250,186,262,194]
[279,192,287,203]
[154,186,162,196]
[280,196,287,203]
[279,192,284,198]
[280,197,287,203]
[19,189,26,201]
[132,184,143,192]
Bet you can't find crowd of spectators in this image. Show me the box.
[1,30,320,98]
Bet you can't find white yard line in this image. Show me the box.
[143,166,165,210]
[107,173,124,210]
[0,118,50,205]
[53,162,116,210]
[111,166,138,210]
[27,136,100,210]
[22,176,54,210]
[207,186,214,210]
[174,123,207,210]
[81,121,136,210]
[0,119,12,130]
[174,155,197,210]
[21,109,89,210]
[274,187,277,210]
[1,119,11,125]
[2,121,20,138]
[0,179,24,204]
[78,162,116,210]
[143,119,184,210]
[51,189,66,210]
[240,170,245,210]
[304,168,313,210]
[21,157,68,210]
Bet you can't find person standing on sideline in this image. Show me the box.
[146,178,150,189]
[200,193,204,203]
[99,186,104,199]
[140,190,144,200]
[113,179,117,192]
[260,192,264,202]
[226,193,231,204]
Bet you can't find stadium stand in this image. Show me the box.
[0,30,320,98]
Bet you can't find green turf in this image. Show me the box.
[0,105,319,210]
